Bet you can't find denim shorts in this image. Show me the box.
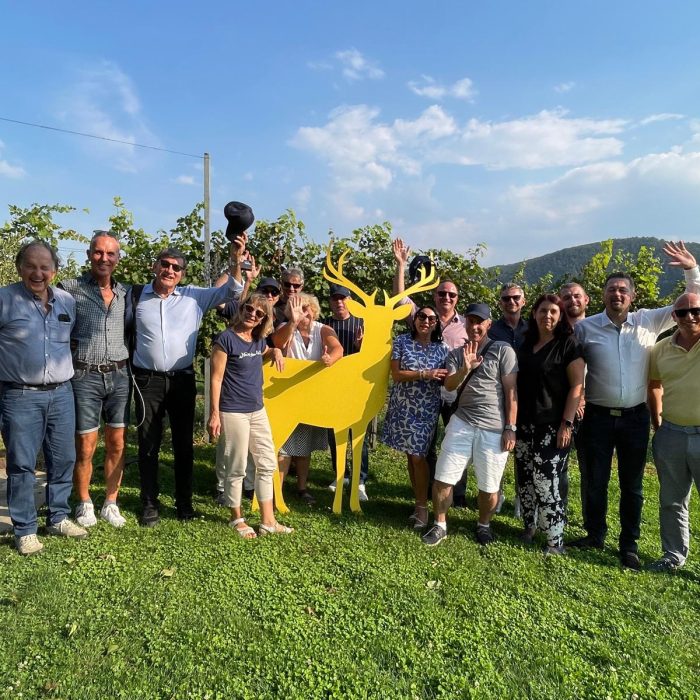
[71,365,131,434]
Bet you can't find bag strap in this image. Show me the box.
[452,340,495,406]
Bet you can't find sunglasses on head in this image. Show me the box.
[501,294,521,302]
[243,304,266,320]
[416,312,438,324]
[674,307,700,318]
[437,291,458,299]
[159,259,184,273]
[260,287,280,296]
[283,281,302,290]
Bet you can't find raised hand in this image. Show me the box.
[230,231,248,259]
[463,341,483,371]
[286,295,304,324]
[244,253,261,281]
[392,237,411,266]
[663,241,697,270]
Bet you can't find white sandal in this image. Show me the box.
[259,521,294,536]
[229,517,257,539]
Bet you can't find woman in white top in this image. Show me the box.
[272,293,343,504]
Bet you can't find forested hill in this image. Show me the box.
[491,237,700,295]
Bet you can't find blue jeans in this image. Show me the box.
[580,402,650,553]
[1,382,76,536]
[71,365,131,433]
[328,427,370,484]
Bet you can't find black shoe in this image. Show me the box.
[140,505,160,527]
[620,551,641,571]
[297,490,316,506]
[422,525,448,547]
[243,489,254,500]
[567,535,604,550]
[452,494,467,509]
[177,506,199,522]
[214,490,225,506]
[647,557,680,573]
[520,527,536,545]
[475,525,494,546]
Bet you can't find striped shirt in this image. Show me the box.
[59,273,129,363]
[322,314,364,356]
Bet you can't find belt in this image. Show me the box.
[587,402,647,417]
[74,359,128,373]
[132,366,194,378]
[4,381,65,391]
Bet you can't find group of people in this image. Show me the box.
[381,238,700,571]
[1,231,699,573]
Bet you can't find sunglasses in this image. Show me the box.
[674,307,700,318]
[243,304,266,320]
[501,294,522,302]
[416,312,438,324]
[283,282,302,290]
[437,291,458,299]
[260,287,280,296]
[159,259,184,273]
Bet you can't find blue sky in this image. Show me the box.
[2,1,700,266]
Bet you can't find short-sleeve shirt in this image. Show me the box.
[446,341,518,432]
[516,335,583,425]
[214,329,267,413]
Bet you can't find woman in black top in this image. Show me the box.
[514,294,584,554]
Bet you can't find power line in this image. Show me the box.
[0,116,203,159]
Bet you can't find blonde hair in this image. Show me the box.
[298,292,321,321]
[233,292,274,339]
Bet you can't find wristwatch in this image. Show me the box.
[503,424,517,432]
[562,419,574,428]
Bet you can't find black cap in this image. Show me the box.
[464,303,491,320]
[257,277,281,292]
[223,201,254,242]
[409,255,433,283]
[329,284,351,298]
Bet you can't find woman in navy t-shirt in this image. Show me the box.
[209,293,292,537]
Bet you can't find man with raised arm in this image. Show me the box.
[647,292,700,572]
[570,242,700,570]
[129,239,244,526]
[59,231,130,528]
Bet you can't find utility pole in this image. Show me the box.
[203,152,212,437]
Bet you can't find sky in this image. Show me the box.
[2,1,700,266]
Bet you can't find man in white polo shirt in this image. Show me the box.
[570,242,699,569]
[647,292,700,572]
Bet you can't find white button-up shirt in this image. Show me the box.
[575,266,700,408]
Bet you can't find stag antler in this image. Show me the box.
[385,263,439,307]
[323,248,376,305]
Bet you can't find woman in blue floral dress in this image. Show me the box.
[382,306,449,529]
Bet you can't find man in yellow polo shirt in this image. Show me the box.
[647,292,700,572]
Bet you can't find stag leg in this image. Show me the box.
[332,428,350,515]
[349,424,367,514]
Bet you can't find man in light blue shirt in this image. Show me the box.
[129,243,244,526]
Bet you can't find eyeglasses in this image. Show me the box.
[415,312,438,324]
[501,294,522,302]
[283,282,302,290]
[437,291,458,299]
[260,287,280,297]
[674,307,700,318]
[243,304,266,320]
[159,259,184,272]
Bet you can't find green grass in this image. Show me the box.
[1,419,699,700]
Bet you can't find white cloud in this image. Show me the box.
[554,81,575,94]
[243,171,254,181]
[293,185,311,211]
[0,140,25,178]
[334,49,384,81]
[408,75,476,101]
[55,60,158,172]
[174,174,197,186]
[639,113,685,126]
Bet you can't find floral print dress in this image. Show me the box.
[381,333,449,456]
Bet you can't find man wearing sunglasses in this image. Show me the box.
[571,242,700,570]
[647,293,700,572]
[489,283,527,350]
[129,243,244,526]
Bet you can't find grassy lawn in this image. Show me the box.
[1,415,699,699]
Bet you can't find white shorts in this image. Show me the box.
[434,415,509,493]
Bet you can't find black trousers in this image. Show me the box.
[134,372,197,510]
[580,402,650,553]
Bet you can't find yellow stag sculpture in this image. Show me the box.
[262,248,439,514]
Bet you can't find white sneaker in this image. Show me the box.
[100,503,127,528]
[328,477,350,492]
[75,501,97,527]
[15,534,44,556]
[46,518,88,539]
[495,492,505,514]
[358,483,369,502]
